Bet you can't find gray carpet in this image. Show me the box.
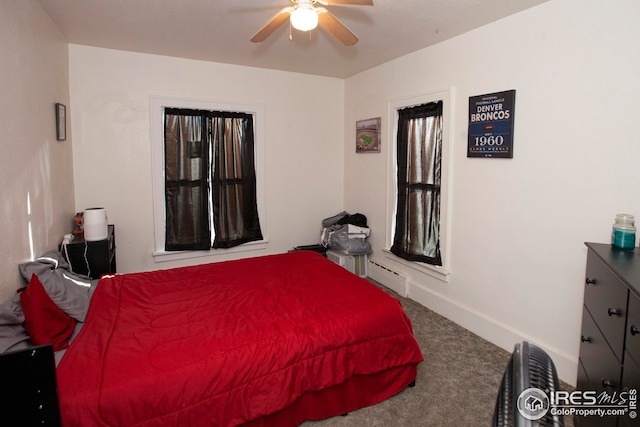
[303,281,574,427]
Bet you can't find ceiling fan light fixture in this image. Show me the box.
[251,0,369,45]
[290,6,318,31]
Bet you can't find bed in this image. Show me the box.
[3,250,423,427]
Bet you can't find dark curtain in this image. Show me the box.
[391,101,443,266]
[164,109,211,250]
[163,108,262,251]
[211,113,263,248]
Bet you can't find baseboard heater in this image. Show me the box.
[367,259,408,297]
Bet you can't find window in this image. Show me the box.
[391,101,443,265]
[150,97,266,262]
[386,90,452,280]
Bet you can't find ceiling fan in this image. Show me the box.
[250,0,373,46]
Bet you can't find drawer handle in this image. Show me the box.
[608,308,622,317]
[585,278,597,285]
[631,325,640,336]
[580,335,591,343]
[602,378,616,388]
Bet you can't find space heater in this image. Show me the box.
[326,250,368,277]
[83,207,108,241]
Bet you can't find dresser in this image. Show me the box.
[577,243,640,427]
[0,345,61,426]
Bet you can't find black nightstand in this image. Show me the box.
[60,225,116,279]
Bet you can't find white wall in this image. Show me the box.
[69,46,345,273]
[0,0,75,302]
[344,0,640,386]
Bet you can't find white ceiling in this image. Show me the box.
[37,0,549,79]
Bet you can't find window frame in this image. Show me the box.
[150,96,267,263]
[385,89,453,282]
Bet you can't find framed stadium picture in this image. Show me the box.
[356,117,381,153]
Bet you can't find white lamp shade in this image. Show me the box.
[290,7,318,31]
[84,208,108,241]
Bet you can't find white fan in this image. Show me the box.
[250,0,373,46]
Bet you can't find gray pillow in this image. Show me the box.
[0,294,29,353]
[18,251,94,322]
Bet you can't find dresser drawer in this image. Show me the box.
[579,307,622,391]
[584,250,629,361]
[623,350,640,390]
[627,292,640,368]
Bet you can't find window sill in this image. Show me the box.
[382,248,450,283]
[153,240,269,263]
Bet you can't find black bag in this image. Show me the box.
[340,213,367,227]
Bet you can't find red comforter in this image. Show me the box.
[57,251,423,427]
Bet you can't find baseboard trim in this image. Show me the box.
[406,281,578,387]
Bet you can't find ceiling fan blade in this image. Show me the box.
[250,8,292,43]
[320,0,373,5]
[317,10,359,46]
